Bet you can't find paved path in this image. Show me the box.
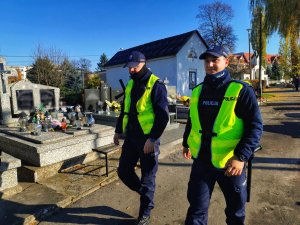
[37,87,300,225]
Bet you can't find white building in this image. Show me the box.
[0,57,31,81]
[6,65,31,80]
[104,30,208,96]
[243,54,269,86]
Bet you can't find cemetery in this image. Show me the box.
[0,74,116,193]
[0,73,180,194]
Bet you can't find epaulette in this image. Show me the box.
[156,79,164,84]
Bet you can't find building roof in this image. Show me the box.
[231,52,254,63]
[266,54,279,64]
[104,30,208,67]
[232,52,279,65]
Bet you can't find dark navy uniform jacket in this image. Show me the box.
[115,66,169,141]
[183,69,263,163]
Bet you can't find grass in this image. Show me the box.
[261,93,276,100]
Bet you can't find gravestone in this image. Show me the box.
[40,89,55,108]
[10,80,60,116]
[16,89,34,110]
[84,89,100,111]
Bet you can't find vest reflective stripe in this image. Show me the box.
[187,82,244,168]
[187,85,202,160]
[122,74,159,134]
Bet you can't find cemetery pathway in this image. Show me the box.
[2,87,300,225]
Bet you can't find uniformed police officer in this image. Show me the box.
[182,46,263,225]
[114,51,169,225]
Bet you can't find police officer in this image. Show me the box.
[182,46,263,225]
[114,51,169,225]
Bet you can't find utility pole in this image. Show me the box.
[247,28,252,80]
[258,10,263,102]
[81,69,84,89]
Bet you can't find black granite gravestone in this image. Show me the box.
[16,90,34,110]
[40,89,55,108]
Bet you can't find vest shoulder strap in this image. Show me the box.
[230,79,251,87]
[192,82,204,90]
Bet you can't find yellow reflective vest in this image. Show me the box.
[187,82,245,168]
[122,74,159,135]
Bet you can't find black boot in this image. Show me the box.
[135,216,150,225]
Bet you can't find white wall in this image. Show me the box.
[176,33,207,96]
[106,56,177,90]
[146,57,177,86]
[106,66,130,89]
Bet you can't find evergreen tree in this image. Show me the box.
[266,65,273,79]
[96,53,108,72]
[271,60,281,80]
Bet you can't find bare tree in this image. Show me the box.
[75,58,92,73]
[27,44,72,88]
[197,0,237,51]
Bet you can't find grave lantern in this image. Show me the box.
[18,111,28,132]
[44,111,52,132]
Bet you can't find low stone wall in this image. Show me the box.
[0,152,21,192]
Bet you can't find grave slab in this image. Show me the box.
[0,124,114,167]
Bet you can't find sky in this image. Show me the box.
[0,0,280,70]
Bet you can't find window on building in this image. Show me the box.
[189,71,197,89]
[0,63,4,71]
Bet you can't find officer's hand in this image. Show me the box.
[225,156,245,176]
[144,139,155,154]
[113,133,120,145]
[183,147,191,159]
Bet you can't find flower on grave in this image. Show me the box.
[31,104,47,124]
[105,100,121,112]
[29,104,56,132]
[180,96,190,107]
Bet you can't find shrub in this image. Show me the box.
[245,79,266,91]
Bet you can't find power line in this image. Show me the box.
[1,55,100,58]
[6,61,33,63]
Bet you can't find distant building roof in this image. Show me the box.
[105,30,208,67]
[265,54,279,64]
[231,52,279,65]
[231,52,254,64]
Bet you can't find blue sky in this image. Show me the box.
[0,0,280,70]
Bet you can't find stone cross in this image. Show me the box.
[0,71,12,125]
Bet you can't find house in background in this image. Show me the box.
[0,57,32,84]
[104,30,208,97]
[230,52,278,85]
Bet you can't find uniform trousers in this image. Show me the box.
[185,158,247,225]
[118,135,159,217]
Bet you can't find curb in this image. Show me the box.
[22,174,120,225]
